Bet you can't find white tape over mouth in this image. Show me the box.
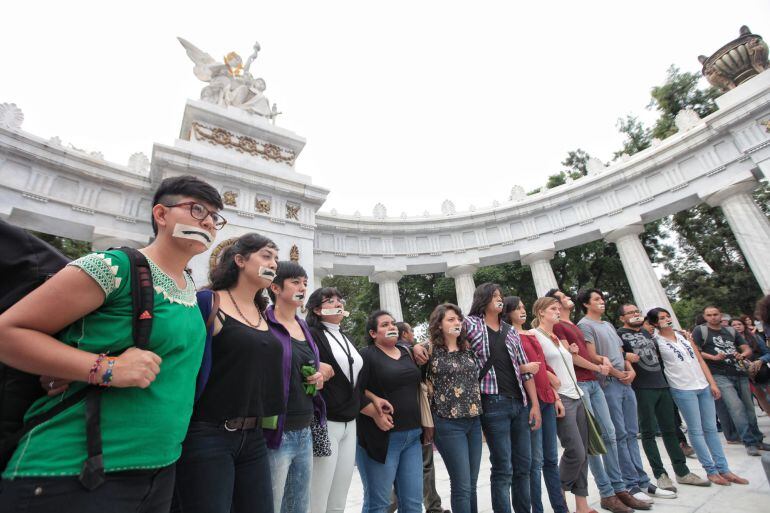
[385,331,399,338]
[321,307,350,317]
[566,300,575,308]
[659,320,673,328]
[258,266,277,281]
[292,293,305,302]
[495,302,504,309]
[630,316,645,324]
[450,327,462,335]
[172,223,213,248]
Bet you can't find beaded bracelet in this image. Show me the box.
[88,353,107,385]
[100,357,116,387]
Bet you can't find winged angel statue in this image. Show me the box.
[178,37,280,121]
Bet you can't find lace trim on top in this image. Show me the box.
[146,258,196,307]
[68,253,122,297]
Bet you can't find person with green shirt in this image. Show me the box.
[0,175,223,512]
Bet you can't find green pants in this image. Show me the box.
[635,387,690,478]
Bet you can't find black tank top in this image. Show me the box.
[192,310,284,422]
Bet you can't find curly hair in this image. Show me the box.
[428,303,469,350]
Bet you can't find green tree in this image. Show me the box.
[30,231,91,260]
[648,66,719,139]
[614,115,651,159]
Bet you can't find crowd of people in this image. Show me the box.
[0,175,768,513]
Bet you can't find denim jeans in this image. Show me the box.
[356,427,423,513]
[715,398,739,441]
[602,378,650,491]
[0,466,174,513]
[268,427,313,513]
[434,416,482,513]
[670,386,731,475]
[480,394,531,513]
[174,422,273,513]
[713,374,763,446]
[578,380,625,497]
[530,402,568,513]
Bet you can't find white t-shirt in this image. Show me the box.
[534,329,582,400]
[322,322,363,386]
[654,331,708,391]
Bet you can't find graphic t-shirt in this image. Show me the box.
[692,325,747,376]
[617,327,668,389]
[4,250,205,478]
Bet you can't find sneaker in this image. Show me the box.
[720,472,749,485]
[600,495,633,513]
[615,491,651,510]
[747,445,761,456]
[656,473,677,493]
[629,487,654,504]
[647,484,677,499]
[676,472,710,487]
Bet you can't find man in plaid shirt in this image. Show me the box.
[464,283,540,513]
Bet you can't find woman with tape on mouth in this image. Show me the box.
[356,310,424,513]
[306,288,372,513]
[264,262,330,513]
[174,233,284,513]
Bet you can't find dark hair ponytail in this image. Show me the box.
[208,233,277,311]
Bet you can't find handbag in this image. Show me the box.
[310,414,332,457]
[543,328,607,456]
[406,345,434,429]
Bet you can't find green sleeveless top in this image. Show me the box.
[3,250,204,478]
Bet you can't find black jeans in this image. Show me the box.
[173,421,273,513]
[0,465,174,513]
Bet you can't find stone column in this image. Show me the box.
[521,250,559,297]
[369,271,404,321]
[446,265,477,314]
[605,225,680,328]
[706,181,770,294]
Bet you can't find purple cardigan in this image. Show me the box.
[263,305,327,449]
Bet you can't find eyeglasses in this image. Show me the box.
[322,297,346,306]
[164,202,227,230]
[624,309,641,315]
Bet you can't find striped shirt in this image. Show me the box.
[464,315,533,405]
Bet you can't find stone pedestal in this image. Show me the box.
[521,250,559,297]
[446,265,477,314]
[370,271,404,321]
[605,225,680,328]
[706,180,770,294]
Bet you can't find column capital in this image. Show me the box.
[703,179,759,207]
[604,224,645,244]
[369,271,403,284]
[446,264,478,278]
[521,250,555,266]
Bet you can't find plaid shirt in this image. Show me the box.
[464,314,533,405]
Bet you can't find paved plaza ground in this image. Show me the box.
[345,408,770,513]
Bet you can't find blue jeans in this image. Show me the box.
[530,402,568,513]
[174,422,273,513]
[713,374,763,446]
[356,428,423,513]
[268,427,312,513]
[434,416,482,513]
[670,386,731,475]
[602,378,650,491]
[578,380,625,497]
[480,394,531,513]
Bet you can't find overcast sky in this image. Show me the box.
[2,1,769,216]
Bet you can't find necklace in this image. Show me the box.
[227,289,263,329]
[325,327,356,386]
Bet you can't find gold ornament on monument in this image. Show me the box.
[256,198,271,214]
[208,237,239,271]
[699,26,769,92]
[223,191,238,207]
[290,244,299,262]
[286,204,300,221]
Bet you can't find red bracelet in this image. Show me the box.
[88,353,106,385]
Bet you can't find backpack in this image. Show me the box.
[0,220,154,490]
[698,324,737,342]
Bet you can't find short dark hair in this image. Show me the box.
[646,307,670,326]
[305,287,344,329]
[502,296,522,325]
[267,261,308,303]
[617,303,635,318]
[544,288,560,299]
[703,305,721,314]
[396,322,411,339]
[576,288,603,314]
[366,310,394,345]
[468,282,503,318]
[151,175,223,235]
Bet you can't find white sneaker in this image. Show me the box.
[632,490,654,504]
[648,484,677,499]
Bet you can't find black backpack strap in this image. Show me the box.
[78,247,155,489]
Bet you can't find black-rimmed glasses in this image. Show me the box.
[164,202,227,230]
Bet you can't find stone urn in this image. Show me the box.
[699,25,769,92]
